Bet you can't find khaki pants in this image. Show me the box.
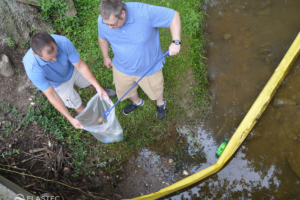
[54,68,91,109]
[113,65,164,101]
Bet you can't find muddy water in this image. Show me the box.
[166,0,300,199]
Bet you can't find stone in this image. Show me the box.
[239,26,250,31]
[233,39,240,45]
[223,34,232,40]
[0,54,14,77]
[249,128,262,139]
[288,132,298,140]
[275,112,281,119]
[65,0,77,17]
[17,75,36,92]
[244,41,251,48]
[232,4,245,10]
[260,1,271,9]
[257,7,271,16]
[241,64,250,73]
[287,151,300,178]
[273,97,297,107]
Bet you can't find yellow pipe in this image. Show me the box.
[129,32,300,200]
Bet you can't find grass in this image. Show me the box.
[7,0,210,178]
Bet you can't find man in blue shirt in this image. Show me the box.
[23,32,116,129]
[98,0,181,120]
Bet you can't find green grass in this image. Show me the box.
[19,0,210,177]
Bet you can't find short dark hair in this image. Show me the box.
[100,0,126,20]
[30,32,56,56]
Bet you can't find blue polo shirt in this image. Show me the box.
[23,34,80,91]
[98,2,175,76]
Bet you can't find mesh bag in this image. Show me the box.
[75,94,123,143]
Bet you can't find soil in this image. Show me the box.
[0,45,33,113]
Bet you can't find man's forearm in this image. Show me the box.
[98,36,110,59]
[170,11,181,40]
[75,60,102,90]
[46,90,73,121]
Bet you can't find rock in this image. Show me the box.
[0,54,14,77]
[273,97,297,107]
[63,167,71,174]
[288,132,298,140]
[241,64,250,73]
[17,75,36,92]
[65,0,77,17]
[258,48,271,54]
[260,1,271,9]
[244,41,251,48]
[233,39,240,45]
[0,0,54,46]
[249,128,262,139]
[223,34,232,40]
[257,7,271,16]
[259,42,271,47]
[275,112,281,119]
[232,4,245,10]
[239,26,250,31]
[287,151,300,178]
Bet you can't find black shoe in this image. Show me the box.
[156,99,166,120]
[123,99,144,115]
[95,88,116,97]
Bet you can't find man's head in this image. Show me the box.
[30,32,58,62]
[100,0,126,29]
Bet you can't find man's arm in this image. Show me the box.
[169,11,181,56]
[72,58,110,102]
[43,85,83,129]
[98,36,113,68]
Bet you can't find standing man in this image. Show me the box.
[98,0,181,120]
[23,32,116,129]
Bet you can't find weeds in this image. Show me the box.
[4,38,16,47]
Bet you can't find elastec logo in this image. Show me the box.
[14,194,60,200]
[14,194,25,200]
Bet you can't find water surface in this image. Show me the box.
[167,0,300,199]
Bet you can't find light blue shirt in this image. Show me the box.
[23,34,80,91]
[98,2,175,76]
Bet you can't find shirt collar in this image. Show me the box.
[123,3,134,25]
[35,54,49,66]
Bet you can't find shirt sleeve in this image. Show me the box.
[146,4,175,28]
[24,67,50,91]
[64,37,80,64]
[98,15,107,40]
[23,55,51,91]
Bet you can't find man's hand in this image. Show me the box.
[168,43,181,56]
[96,87,111,103]
[69,118,84,129]
[104,57,113,68]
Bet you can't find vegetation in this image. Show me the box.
[4,0,210,177]
[4,37,16,47]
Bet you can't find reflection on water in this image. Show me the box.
[167,0,300,199]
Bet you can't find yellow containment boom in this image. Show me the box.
[130,32,300,200]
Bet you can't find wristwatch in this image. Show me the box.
[172,40,181,45]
